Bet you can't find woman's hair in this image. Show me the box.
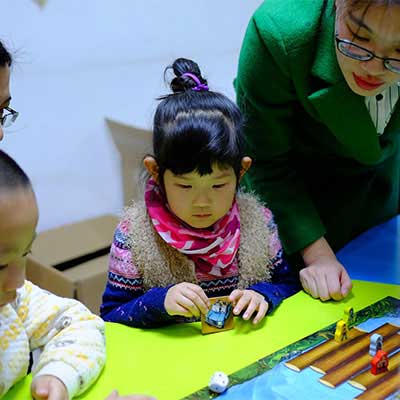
[0,150,31,191]
[344,0,400,10]
[0,41,12,67]
[152,58,245,186]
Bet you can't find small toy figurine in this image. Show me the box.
[209,371,229,394]
[343,306,355,328]
[205,301,232,329]
[369,333,383,356]
[334,319,348,342]
[201,296,234,334]
[371,350,389,375]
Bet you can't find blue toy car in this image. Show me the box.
[205,301,232,329]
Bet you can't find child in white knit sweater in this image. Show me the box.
[0,150,106,400]
[0,150,154,400]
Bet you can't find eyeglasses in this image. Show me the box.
[335,36,400,74]
[0,107,19,128]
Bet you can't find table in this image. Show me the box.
[5,280,399,400]
[337,216,400,285]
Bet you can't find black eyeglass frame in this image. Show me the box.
[0,107,19,128]
[335,36,400,74]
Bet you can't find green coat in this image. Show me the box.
[235,0,400,255]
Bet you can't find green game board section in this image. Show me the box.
[183,296,400,399]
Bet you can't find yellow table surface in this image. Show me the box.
[5,280,400,400]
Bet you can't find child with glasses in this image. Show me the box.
[236,0,400,302]
[100,58,300,328]
[0,41,18,141]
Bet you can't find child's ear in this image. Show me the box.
[143,156,160,184]
[239,156,252,181]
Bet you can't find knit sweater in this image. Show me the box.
[101,193,300,328]
[0,281,106,399]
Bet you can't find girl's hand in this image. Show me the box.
[299,255,352,301]
[229,289,269,324]
[31,375,68,400]
[105,389,157,400]
[165,282,210,318]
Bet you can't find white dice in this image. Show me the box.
[208,371,229,394]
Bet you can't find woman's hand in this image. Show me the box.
[300,237,352,301]
[229,289,269,324]
[31,375,68,400]
[165,282,210,318]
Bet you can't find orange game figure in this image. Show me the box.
[371,350,389,375]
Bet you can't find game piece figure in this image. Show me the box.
[201,296,234,334]
[209,371,229,394]
[205,300,232,329]
[371,350,389,375]
[369,333,383,356]
[343,306,355,328]
[334,319,348,342]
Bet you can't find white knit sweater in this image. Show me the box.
[0,281,106,399]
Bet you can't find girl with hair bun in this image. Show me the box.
[101,58,300,328]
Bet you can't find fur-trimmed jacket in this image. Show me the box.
[101,193,300,328]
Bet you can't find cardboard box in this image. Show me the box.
[26,215,119,314]
[106,117,152,205]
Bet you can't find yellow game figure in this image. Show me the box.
[343,306,355,328]
[334,319,348,342]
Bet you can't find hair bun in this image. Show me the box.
[169,58,208,93]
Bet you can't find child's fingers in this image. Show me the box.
[242,297,259,320]
[180,289,208,315]
[252,301,269,324]
[232,292,250,315]
[178,294,202,318]
[229,289,244,304]
[188,283,210,313]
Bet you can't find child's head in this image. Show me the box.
[0,150,38,307]
[144,58,251,229]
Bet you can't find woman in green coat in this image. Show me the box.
[236,0,400,301]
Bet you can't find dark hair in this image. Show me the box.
[0,41,12,68]
[344,0,400,11]
[152,58,245,186]
[0,150,31,191]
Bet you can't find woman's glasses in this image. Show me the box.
[0,107,19,128]
[335,36,400,74]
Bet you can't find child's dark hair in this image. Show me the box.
[0,150,31,191]
[0,40,12,67]
[153,58,245,186]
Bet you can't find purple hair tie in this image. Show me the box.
[181,72,209,91]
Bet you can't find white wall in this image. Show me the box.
[1,0,262,232]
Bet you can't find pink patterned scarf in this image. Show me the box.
[145,179,240,275]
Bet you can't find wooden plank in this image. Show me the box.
[319,334,400,388]
[354,367,400,400]
[284,328,364,372]
[311,323,399,374]
[349,351,400,390]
